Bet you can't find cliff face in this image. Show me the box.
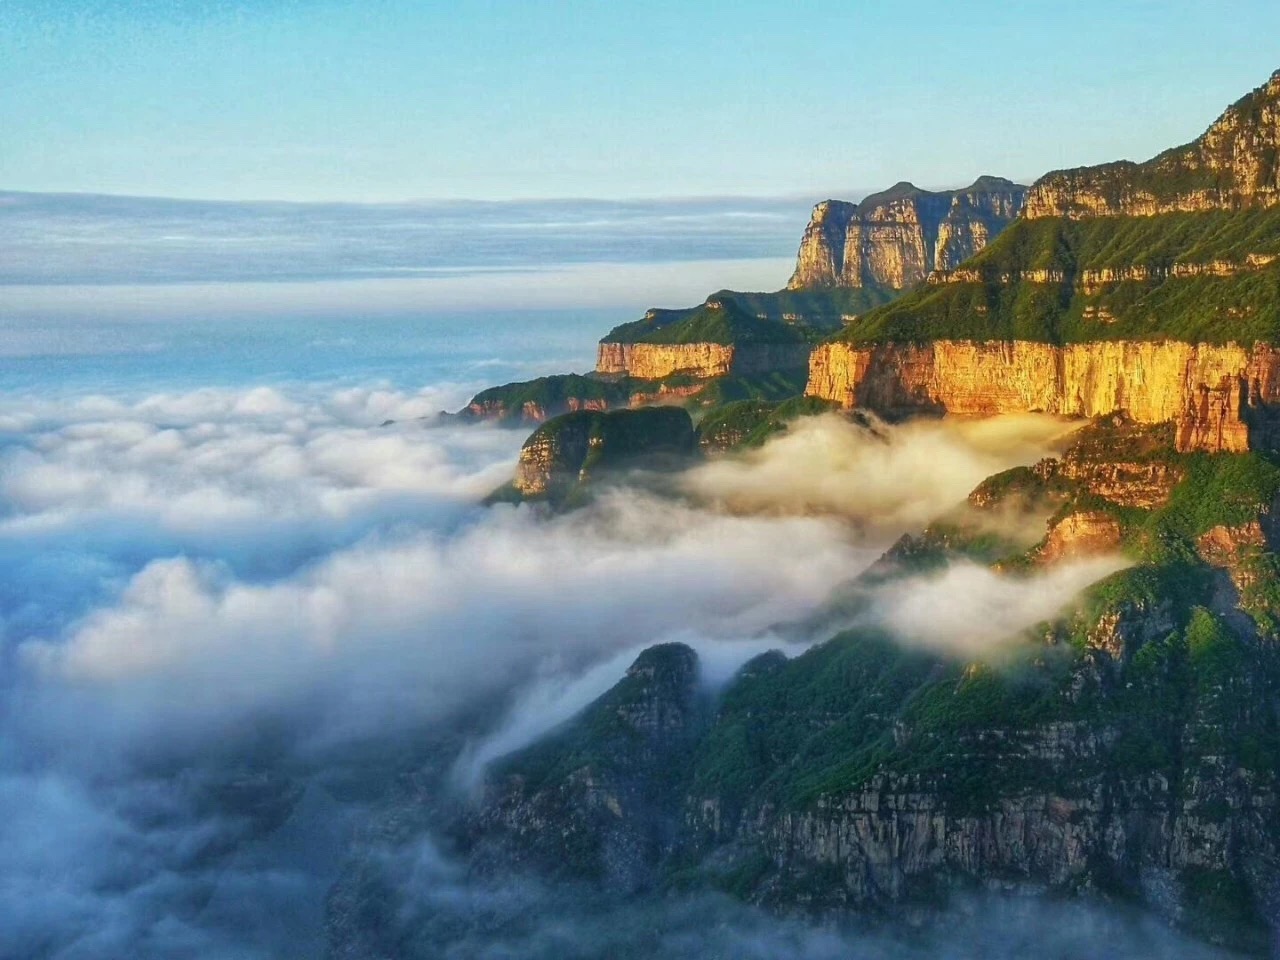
[456,417,1280,952]
[787,177,1028,290]
[1025,70,1280,219]
[807,339,1280,452]
[595,341,810,379]
[595,297,812,380]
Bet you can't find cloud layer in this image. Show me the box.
[0,191,804,318]
[684,412,1077,533]
[0,381,1136,957]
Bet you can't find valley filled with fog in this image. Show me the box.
[0,329,1215,956]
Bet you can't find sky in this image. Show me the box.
[4,0,1280,202]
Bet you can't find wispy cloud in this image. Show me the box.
[0,191,808,286]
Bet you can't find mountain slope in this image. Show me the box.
[829,70,1280,348]
[464,419,1280,953]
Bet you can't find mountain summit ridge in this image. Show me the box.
[787,175,1029,289]
[1026,69,1280,219]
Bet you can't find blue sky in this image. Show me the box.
[3,0,1280,201]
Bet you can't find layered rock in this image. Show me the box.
[459,373,631,425]
[1035,510,1124,563]
[929,254,1278,290]
[787,177,1027,290]
[1025,70,1280,219]
[596,297,812,380]
[806,339,1280,452]
[595,341,810,379]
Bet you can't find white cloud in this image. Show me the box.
[871,556,1128,657]
[684,412,1077,536]
[20,489,868,763]
[0,379,1145,958]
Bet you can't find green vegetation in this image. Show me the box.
[695,395,837,451]
[599,287,904,351]
[711,286,897,330]
[497,642,704,794]
[1143,453,1280,542]
[465,373,632,423]
[679,370,809,409]
[834,208,1280,345]
[491,421,1280,936]
[575,406,695,477]
[506,406,697,506]
[602,298,811,346]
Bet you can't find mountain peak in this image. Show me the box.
[788,177,1028,289]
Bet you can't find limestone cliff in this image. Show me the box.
[1026,70,1280,219]
[459,373,631,425]
[834,70,1280,349]
[787,176,1027,290]
[596,296,812,380]
[595,341,810,379]
[807,339,1280,453]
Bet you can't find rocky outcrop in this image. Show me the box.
[1025,70,1280,219]
[465,587,1280,951]
[511,407,696,500]
[929,254,1279,290]
[1051,417,1185,508]
[787,177,1027,290]
[806,339,1280,453]
[595,297,812,380]
[1035,510,1124,563]
[595,341,810,379]
[469,394,609,422]
[470,643,706,890]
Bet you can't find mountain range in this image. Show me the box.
[332,68,1280,956]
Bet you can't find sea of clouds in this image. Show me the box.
[0,375,1208,958]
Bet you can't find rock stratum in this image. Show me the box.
[787,176,1028,290]
[807,339,1280,453]
[595,340,810,380]
[805,69,1280,454]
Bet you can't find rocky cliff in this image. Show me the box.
[459,373,632,425]
[596,299,808,381]
[1025,70,1280,219]
[787,176,1027,290]
[806,339,1280,452]
[595,341,810,379]
[471,643,707,891]
[458,418,1280,953]
[836,70,1280,351]
[596,297,812,381]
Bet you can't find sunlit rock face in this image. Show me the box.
[787,177,1028,290]
[594,341,811,379]
[807,340,1280,453]
[1025,70,1280,219]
